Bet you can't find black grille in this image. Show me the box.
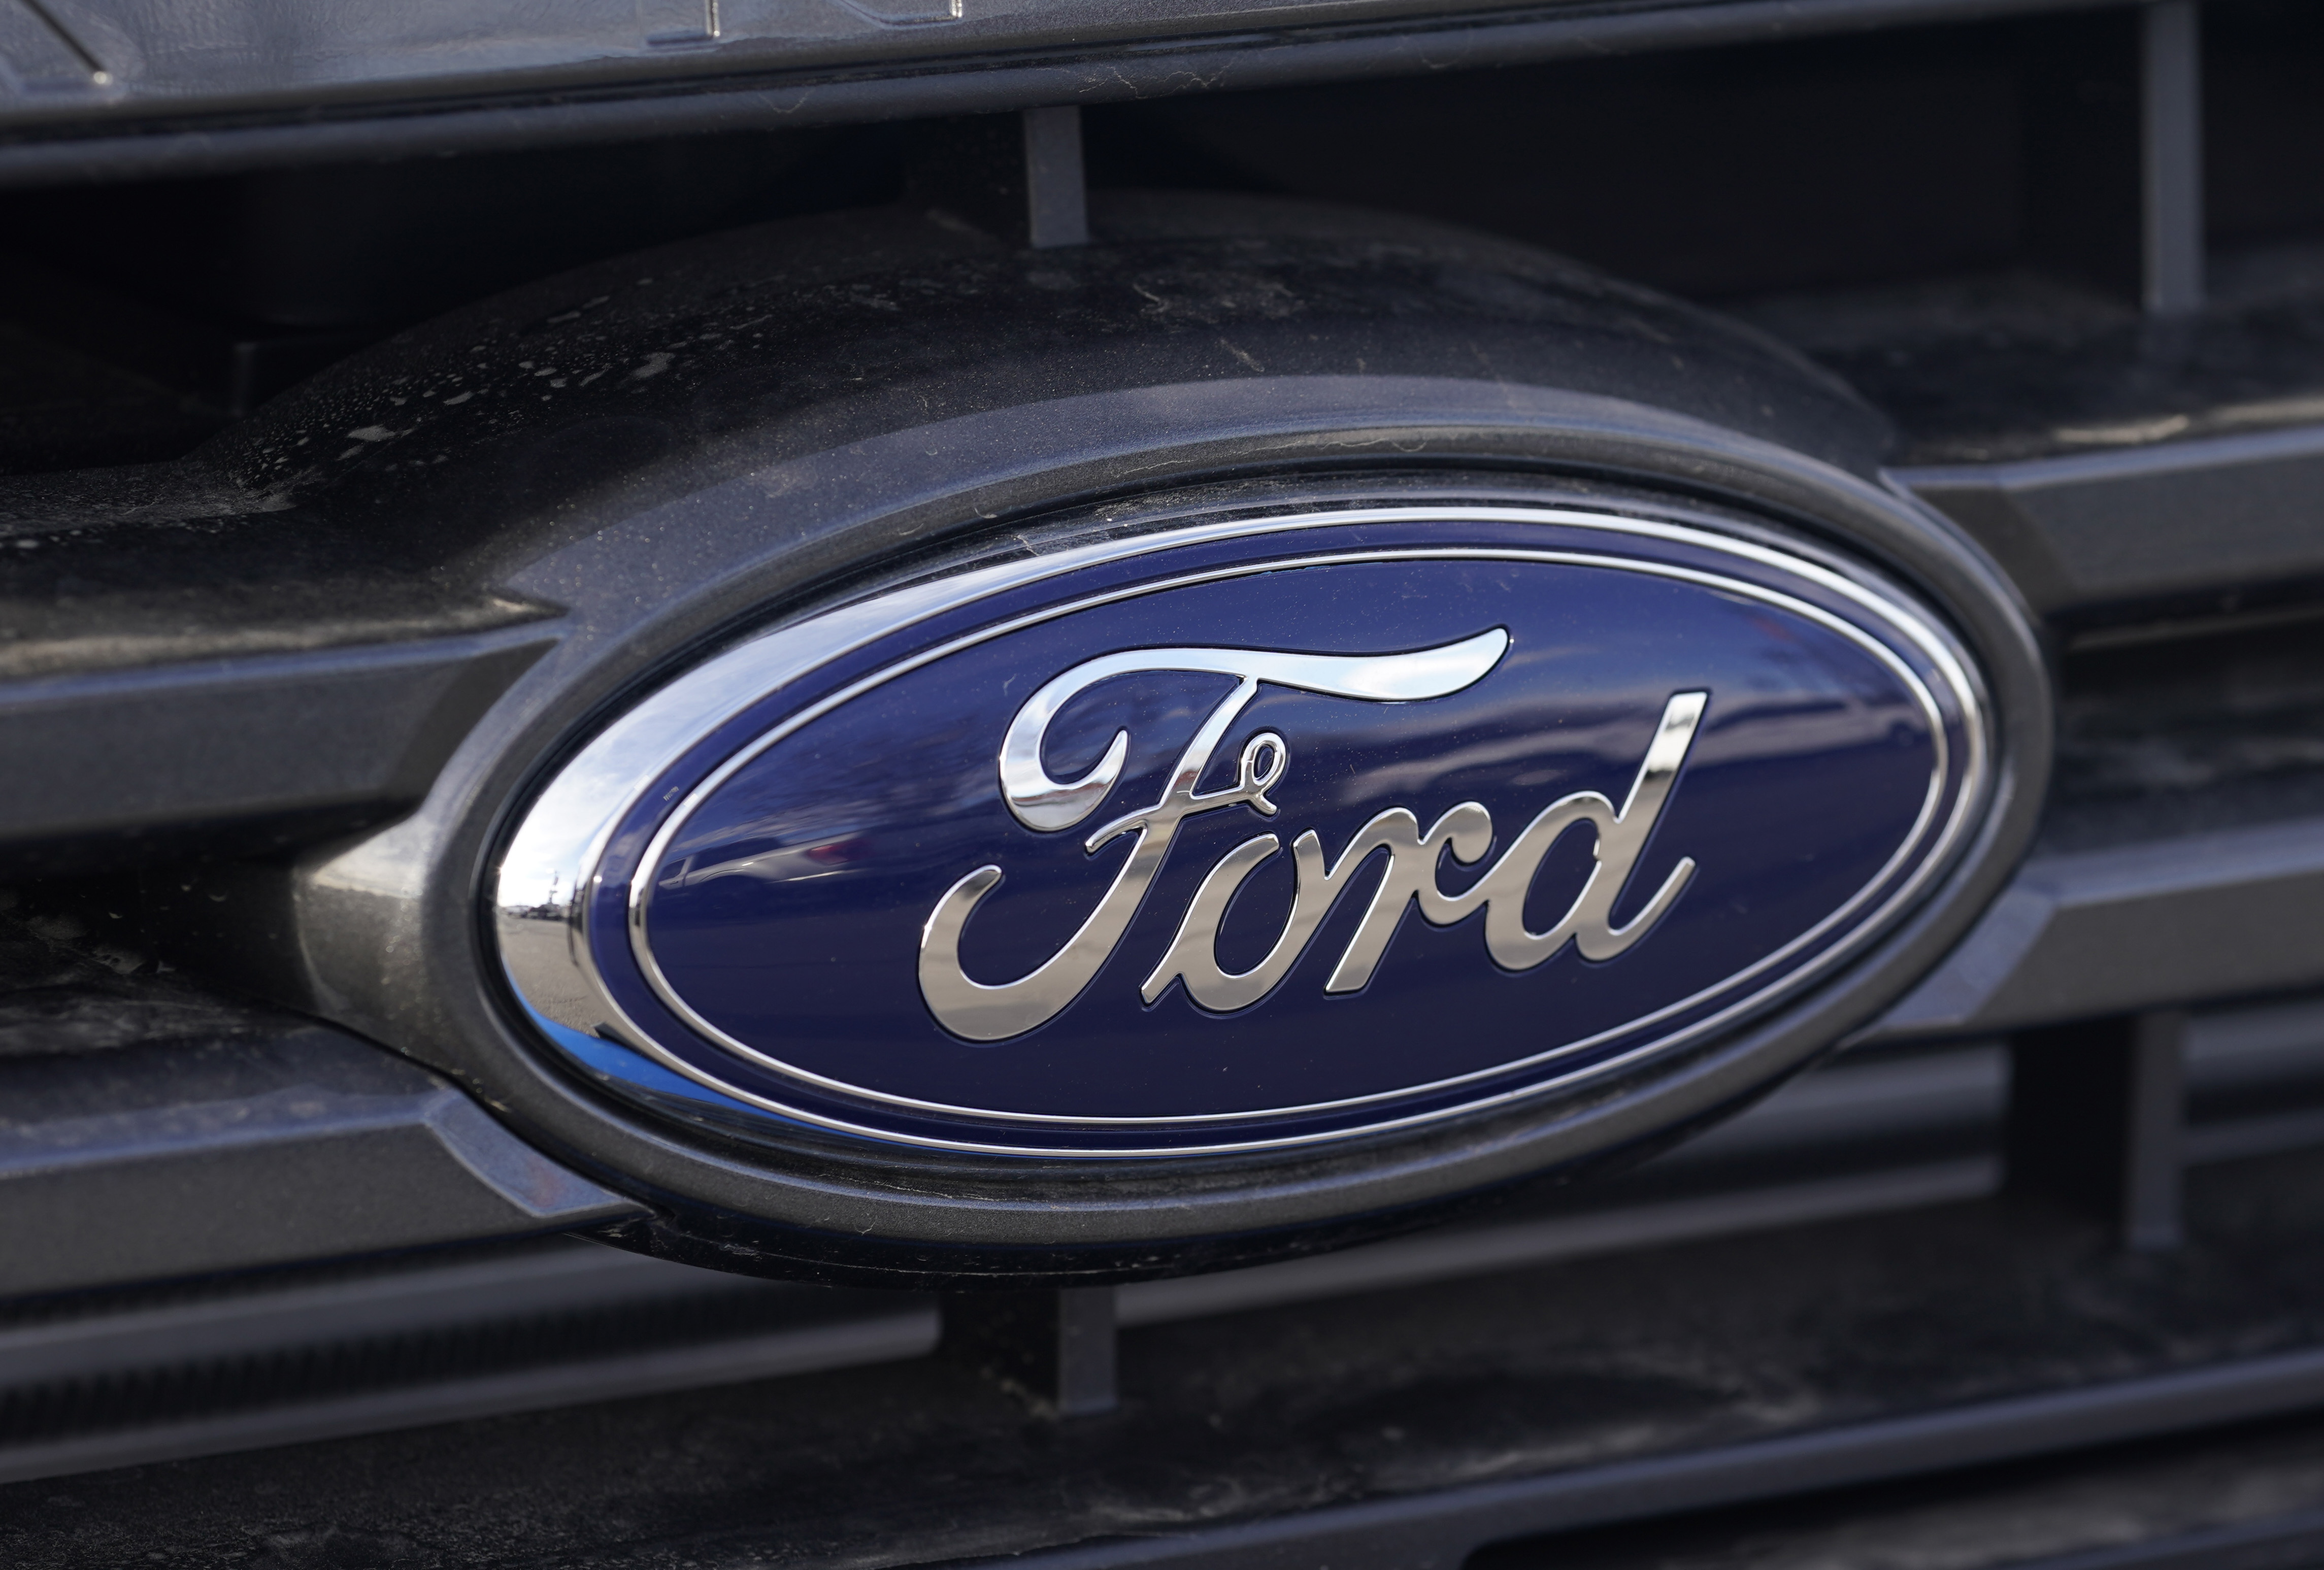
[4,1,2324,1566]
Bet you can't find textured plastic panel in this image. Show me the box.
[0,1022,642,1295]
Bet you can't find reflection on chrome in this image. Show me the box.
[1147,691,1705,1013]
[922,632,1507,1041]
[920,633,1703,1041]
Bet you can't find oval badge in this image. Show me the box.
[494,504,1987,1156]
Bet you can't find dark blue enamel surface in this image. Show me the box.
[569,516,1975,1152]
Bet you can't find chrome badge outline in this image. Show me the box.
[493,504,1990,1158]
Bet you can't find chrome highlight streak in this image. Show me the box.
[926,633,1507,1039]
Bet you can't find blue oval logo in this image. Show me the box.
[495,506,1986,1155]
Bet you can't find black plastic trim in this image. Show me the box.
[0,0,2133,188]
[0,629,554,878]
[1902,425,2324,620]
[0,1023,642,1297]
[973,1344,2324,1570]
[1867,815,2324,1040]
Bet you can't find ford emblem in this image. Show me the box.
[494,503,1988,1156]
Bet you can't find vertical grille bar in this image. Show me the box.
[2142,0,2207,314]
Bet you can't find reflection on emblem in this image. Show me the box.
[918,631,1706,1041]
[490,503,1989,1156]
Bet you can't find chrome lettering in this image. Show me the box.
[917,629,1704,1041]
[1145,694,1704,1011]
